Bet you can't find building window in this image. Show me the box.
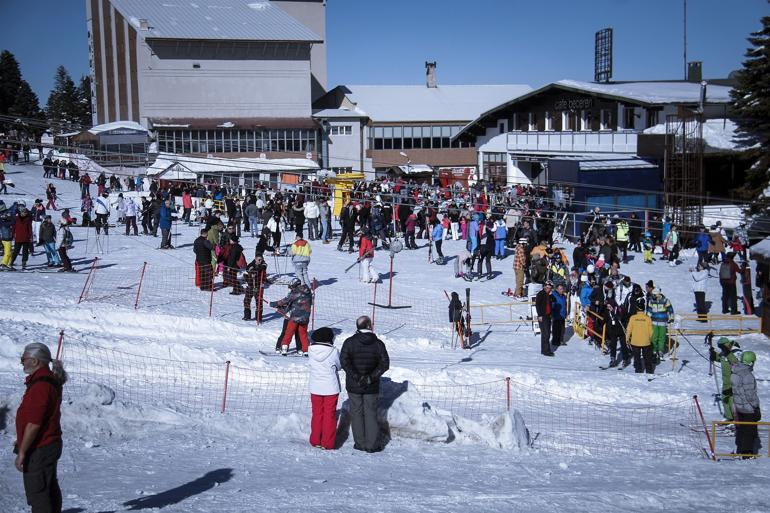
[545,112,553,131]
[646,109,660,128]
[393,126,403,150]
[623,106,636,130]
[482,152,507,187]
[330,125,353,136]
[600,109,612,131]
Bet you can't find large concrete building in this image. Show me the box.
[85,0,326,162]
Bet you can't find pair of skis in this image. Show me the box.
[443,288,473,349]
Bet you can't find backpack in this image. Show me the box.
[64,229,74,249]
[719,262,732,281]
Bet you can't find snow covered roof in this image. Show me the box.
[312,108,368,119]
[555,80,732,105]
[396,164,434,175]
[643,119,752,153]
[577,158,657,171]
[88,121,148,135]
[146,153,319,176]
[750,237,770,260]
[343,84,532,122]
[112,0,321,42]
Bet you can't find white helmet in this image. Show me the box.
[587,264,595,274]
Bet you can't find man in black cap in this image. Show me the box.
[340,316,389,452]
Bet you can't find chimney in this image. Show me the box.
[687,61,702,83]
[425,61,437,88]
[139,18,149,31]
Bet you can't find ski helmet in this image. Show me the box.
[635,297,646,311]
[289,278,301,289]
[717,337,733,347]
[741,351,756,365]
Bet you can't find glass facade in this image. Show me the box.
[369,124,472,150]
[482,152,507,186]
[157,129,319,155]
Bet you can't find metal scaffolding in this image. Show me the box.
[664,112,704,229]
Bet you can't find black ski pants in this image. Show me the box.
[434,240,444,259]
[606,327,629,362]
[631,345,654,373]
[551,318,565,346]
[11,241,32,266]
[735,409,761,456]
[721,282,738,314]
[95,213,109,235]
[243,286,264,320]
[694,291,707,321]
[539,315,552,355]
[348,392,380,451]
[338,226,355,251]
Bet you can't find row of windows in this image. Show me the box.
[368,125,473,150]
[156,129,319,154]
[329,126,353,136]
[504,108,660,133]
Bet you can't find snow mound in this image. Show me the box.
[451,411,531,451]
[379,381,450,442]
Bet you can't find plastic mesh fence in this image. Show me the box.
[59,337,705,457]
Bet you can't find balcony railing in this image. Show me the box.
[507,130,639,154]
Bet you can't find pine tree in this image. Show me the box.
[75,75,93,126]
[730,5,770,204]
[0,50,23,115]
[46,65,81,130]
[9,80,41,119]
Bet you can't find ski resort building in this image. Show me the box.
[313,63,531,180]
[454,79,749,211]
[85,0,326,162]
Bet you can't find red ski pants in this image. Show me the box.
[281,321,309,352]
[310,394,339,449]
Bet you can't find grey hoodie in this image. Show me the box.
[731,362,760,415]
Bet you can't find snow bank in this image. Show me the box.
[751,237,770,260]
[643,119,752,153]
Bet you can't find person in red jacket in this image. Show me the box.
[15,342,67,513]
[11,206,34,270]
[358,231,377,283]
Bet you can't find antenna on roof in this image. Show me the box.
[594,28,613,83]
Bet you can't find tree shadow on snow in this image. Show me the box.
[122,468,233,510]
[62,509,85,513]
[0,405,8,431]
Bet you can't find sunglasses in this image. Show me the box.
[20,356,33,364]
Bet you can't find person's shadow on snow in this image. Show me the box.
[122,468,233,510]
[335,377,408,451]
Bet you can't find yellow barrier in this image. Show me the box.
[711,420,770,458]
[470,301,533,326]
[585,308,607,350]
[670,313,762,371]
[573,303,586,339]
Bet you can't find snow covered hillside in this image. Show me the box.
[1,159,769,512]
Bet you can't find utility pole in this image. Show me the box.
[684,0,688,80]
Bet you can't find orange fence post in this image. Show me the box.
[134,262,147,310]
[77,257,98,304]
[694,395,716,460]
[221,360,231,413]
[505,377,511,412]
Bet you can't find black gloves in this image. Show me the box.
[358,374,372,387]
[755,407,761,419]
[709,347,717,362]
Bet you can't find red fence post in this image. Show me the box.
[221,360,231,413]
[505,377,511,412]
[77,257,98,304]
[693,395,716,460]
[311,278,317,331]
[134,262,147,310]
[55,330,64,360]
[371,281,377,331]
[209,269,215,318]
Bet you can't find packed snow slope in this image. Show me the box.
[1,159,769,512]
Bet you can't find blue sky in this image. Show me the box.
[0,0,766,104]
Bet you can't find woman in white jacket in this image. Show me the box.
[308,327,341,450]
[690,262,709,322]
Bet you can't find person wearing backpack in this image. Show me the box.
[57,219,75,272]
[719,252,740,315]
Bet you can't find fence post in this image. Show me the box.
[134,262,148,310]
[77,257,98,304]
[505,377,511,412]
[311,278,317,331]
[693,395,716,460]
[221,360,231,414]
[371,281,377,331]
[55,330,64,360]
[257,271,264,325]
[209,272,215,318]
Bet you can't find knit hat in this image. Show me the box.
[604,281,614,289]
[311,327,335,344]
[646,280,654,289]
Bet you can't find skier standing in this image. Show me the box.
[290,235,312,288]
[719,252,740,315]
[270,278,313,356]
[709,337,741,421]
[625,297,654,374]
[242,253,267,321]
[358,231,377,283]
[535,281,555,357]
[730,351,761,457]
[646,288,674,363]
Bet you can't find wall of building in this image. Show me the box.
[325,118,367,174]
[272,0,327,100]
[135,40,313,124]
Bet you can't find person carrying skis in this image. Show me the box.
[709,336,741,421]
[646,288,674,363]
[358,230,377,283]
[270,278,313,356]
[242,253,268,321]
[731,351,761,457]
[448,291,467,349]
[719,252,740,315]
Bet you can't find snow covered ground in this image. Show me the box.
[1,159,769,512]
